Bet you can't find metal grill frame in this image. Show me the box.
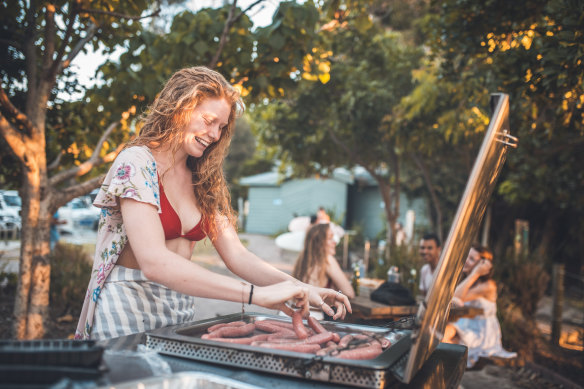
[145,313,412,388]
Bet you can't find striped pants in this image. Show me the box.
[92,266,196,340]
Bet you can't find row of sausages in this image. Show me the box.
[200,312,389,360]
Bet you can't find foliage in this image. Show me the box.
[255,2,424,243]
[495,252,550,319]
[420,0,584,265]
[224,118,257,208]
[49,243,92,317]
[370,243,422,296]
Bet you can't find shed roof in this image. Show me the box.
[240,167,357,187]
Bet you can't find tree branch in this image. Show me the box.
[49,121,120,186]
[208,0,265,69]
[47,151,62,171]
[24,1,38,110]
[57,22,98,74]
[324,126,371,170]
[48,2,79,80]
[0,38,22,50]
[42,4,56,75]
[78,6,161,21]
[411,152,443,241]
[209,0,238,69]
[0,114,27,162]
[52,175,105,211]
[237,0,265,22]
[0,86,36,134]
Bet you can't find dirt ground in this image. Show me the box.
[0,234,582,388]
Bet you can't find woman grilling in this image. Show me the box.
[75,67,351,340]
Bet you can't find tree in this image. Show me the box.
[255,1,423,244]
[0,1,160,339]
[388,64,491,241]
[421,0,584,267]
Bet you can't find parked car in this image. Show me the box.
[57,196,100,235]
[0,192,21,238]
[0,190,22,212]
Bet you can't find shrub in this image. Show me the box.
[49,243,92,317]
[372,243,423,296]
[495,253,550,319]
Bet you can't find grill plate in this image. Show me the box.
[145,313,411,388]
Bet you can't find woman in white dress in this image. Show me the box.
[443,245,516,367]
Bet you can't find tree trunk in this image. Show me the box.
[13,144,51,339]
[411,153,443,241]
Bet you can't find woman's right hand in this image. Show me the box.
[253,281,309,317]
[472,259,492,277]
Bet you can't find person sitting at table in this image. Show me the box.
[292,223,355,319]
[418,233,442,297]
[443,244,516,368]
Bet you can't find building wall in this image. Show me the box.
[348,186,430,240]
[244,178,348,235]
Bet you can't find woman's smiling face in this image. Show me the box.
[182,97,231,158]
[463,247,482,274]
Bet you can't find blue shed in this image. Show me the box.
[240,168,429,239]
[240,170,352,235]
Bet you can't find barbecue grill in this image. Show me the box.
[146,313,412,388]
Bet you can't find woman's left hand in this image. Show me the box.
[308,286,352,320]
[254,281,310,317]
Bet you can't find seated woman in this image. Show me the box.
[443,244,516,368]
[291,223,355,319]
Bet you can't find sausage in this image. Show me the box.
[374,337,391,349]
[208,334,271,345]
[336,343,383,360]
[266,332,334,345]
[307,316,327,333]
[207,321,246,333]
[316,342,340,356]
[203,323,255,339]
[307,316,339,342]
[251,342,322,353]
[338,334,354,348]
[260,320,295,330]
[291,310,309,339]
[266,332,298,341]
[255,322,297,336]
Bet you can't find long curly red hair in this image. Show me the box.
[127,66,244,239]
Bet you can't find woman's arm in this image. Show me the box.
[453,260,496,302]
[325,255,355,299]
[212,218,352,318]
[121,198,309,313]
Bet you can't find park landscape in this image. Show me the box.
[0,0,582,387]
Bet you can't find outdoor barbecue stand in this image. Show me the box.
[93,93,517,389]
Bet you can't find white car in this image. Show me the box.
[0,190,22,212]
[57,197,101,235]
[0,191,21,235]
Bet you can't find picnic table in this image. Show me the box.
[346,278,484,325]
[347,279,418,324]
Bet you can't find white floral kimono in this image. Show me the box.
[75,146,160,340]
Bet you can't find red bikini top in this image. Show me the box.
[158,178,206,242]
